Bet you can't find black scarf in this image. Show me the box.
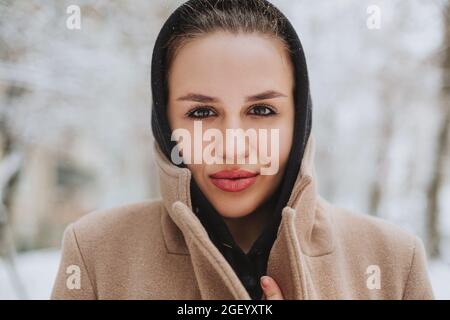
[151,0,312,300]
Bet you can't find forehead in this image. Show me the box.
[168,31,294,99]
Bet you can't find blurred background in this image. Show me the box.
[0,0,449,299]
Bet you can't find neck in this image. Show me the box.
[223,196,277,254]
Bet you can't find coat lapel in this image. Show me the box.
[155,134,334,300]
[154,141,250,299]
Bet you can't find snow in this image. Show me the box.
[428,259,450,300]
[0,249,59,300]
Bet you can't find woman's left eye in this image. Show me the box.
[247,105,276,116]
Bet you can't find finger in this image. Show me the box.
[260,276,284,300]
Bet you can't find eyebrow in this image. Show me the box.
[176,90,287,103]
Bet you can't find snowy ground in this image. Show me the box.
[0,249,449,299]
[428,259,450,299]
[0,249,60,299]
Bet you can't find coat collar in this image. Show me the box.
[154,134,334,299]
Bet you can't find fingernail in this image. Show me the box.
[260,276,270,288]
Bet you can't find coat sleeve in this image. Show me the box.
[402,236,434,300]
[50,223,97,299]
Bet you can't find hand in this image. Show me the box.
[260,276,284,300]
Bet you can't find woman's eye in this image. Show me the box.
[248,105,276,117]
[187,107,217,119]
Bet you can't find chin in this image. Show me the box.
[210,197,260,219]
[215,209,253,219]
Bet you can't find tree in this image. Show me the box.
[426,1,450,258]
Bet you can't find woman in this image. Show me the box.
[51,0,434,300]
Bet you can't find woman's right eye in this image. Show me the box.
[186,107,217,119]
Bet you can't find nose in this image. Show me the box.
[219,115,250,165]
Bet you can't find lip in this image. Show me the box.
[209,169,259,192]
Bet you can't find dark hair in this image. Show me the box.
[164,0,294,83]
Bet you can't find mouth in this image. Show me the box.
[209,169,259,192]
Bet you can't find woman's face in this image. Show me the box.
[167,31,294,218]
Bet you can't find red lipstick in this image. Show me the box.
[209,169,258,192]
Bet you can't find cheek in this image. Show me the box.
[186,163,209,196]
[280,108,295,165]
[186,163,203,178]
[261,113,294,172]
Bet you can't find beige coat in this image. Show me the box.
[51,134,434,299]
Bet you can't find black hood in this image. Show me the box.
[150,0,312,299]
